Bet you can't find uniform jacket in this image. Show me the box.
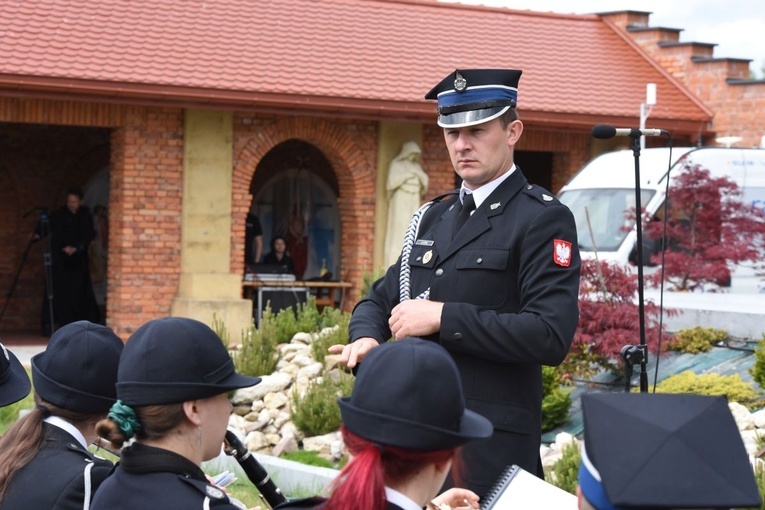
[0,423,113,510]
[349,168,581,496]
[91,443,242,510]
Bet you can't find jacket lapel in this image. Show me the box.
[436,169,528,262]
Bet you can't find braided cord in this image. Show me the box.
[399,201,434,302]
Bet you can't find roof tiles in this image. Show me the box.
[0,0,710,122]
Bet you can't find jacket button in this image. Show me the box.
[416,256,422,261]
[435,268,444,276]
[453,332,463,340]
[476,257,483,264]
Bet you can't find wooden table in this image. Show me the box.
[242,280,353,314]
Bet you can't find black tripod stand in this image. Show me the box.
[0,207,55,334]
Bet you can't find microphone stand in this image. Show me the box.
[624,133,649,393]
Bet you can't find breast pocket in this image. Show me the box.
[454,248,509,306]
[408,245,438,269]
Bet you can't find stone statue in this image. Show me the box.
[384,141,429,267]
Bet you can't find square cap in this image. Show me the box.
[424,69,521,128]
[580,393,761,509]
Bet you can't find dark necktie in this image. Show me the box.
[453,192,476,238]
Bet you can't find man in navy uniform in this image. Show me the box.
[332,69,581,497]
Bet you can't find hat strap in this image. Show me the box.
[108,400,142,439]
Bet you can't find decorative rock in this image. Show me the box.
[729,402,755,431]
[251,400,264,413]
[245,431,269,451]
[266,433,281,446]
[291,332,313,345]
[264,392,289,410]
[232,372,293,404]
[324,354,344,372]
[752,409,765,429]
[272,434,299,457]
[554,432,576,449]
[330,438,345,461]
[274,411,291,430]
[297,362,324,380]
[228,414,248,431]
[233,405,252,417]
[291,354,315,368]
[303,432,340,458]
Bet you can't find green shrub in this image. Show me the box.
[211,313,229,347]
[311,308,351,363]
[667,326,727,354]
[541,365,572,432]
[545,442,581,495]
[749,334,765,389]
[359,268,387,300]
[654,371,759,407]
[234,309,280,377]
[291,372,355,437]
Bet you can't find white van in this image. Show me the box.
[557,147,765,294]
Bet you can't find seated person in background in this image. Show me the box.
[277,337,493,510]
[577,392,760,510]
[0,340,31,407]
[263,236,295,274]
[91,317,262,510]
[0,321,123,510]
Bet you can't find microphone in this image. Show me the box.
[592,125,669,139]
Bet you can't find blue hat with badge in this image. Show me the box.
[425,69,522,128]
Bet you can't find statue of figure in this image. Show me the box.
[384,141,429,267]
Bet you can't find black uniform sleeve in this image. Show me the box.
[439,204,580,365]
[347,259,402,343]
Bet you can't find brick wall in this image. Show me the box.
[107,107,184,338]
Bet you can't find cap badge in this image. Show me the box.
[453,71,467,92]
[423,250,433,264]
[542,194,553,202]
[490,202,501,210]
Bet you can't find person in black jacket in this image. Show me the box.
[37,187,101,327]
[333,69,581,497]
[262,236,295,275]
[91,317,262,510]
[277,338,492,510]
[0,321,123,510]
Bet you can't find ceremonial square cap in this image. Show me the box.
[425,69,522,128]
[579,393,760,509]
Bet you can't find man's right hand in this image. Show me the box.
[328,337,379,369]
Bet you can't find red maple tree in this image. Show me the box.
[569,259,672,375]
[644,161,765,291]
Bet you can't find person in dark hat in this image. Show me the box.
[0,321,123,510]
[278,338,493,510]
[578,393,761,510]
[0,341,31,408]
[335,68,581,496]
[91,317,262,510]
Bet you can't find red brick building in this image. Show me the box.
[2,0,753,340]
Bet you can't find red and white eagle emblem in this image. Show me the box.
[553,239,572,267]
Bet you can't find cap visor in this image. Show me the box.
[0,351,31,407]
[437,106,510,128]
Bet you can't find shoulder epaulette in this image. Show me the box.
[522,183,560,206]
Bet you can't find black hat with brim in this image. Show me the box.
[0,342,31,407]
[31,321,123,413]
[425,69,522,128]
[117,317,261,406]
[580,393,761,509]
[338,338,493,450]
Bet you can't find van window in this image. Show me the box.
[558,188,655,251]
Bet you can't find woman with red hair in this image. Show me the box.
[277,338,493,510]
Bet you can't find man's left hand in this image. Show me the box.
[389,300,443,339]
